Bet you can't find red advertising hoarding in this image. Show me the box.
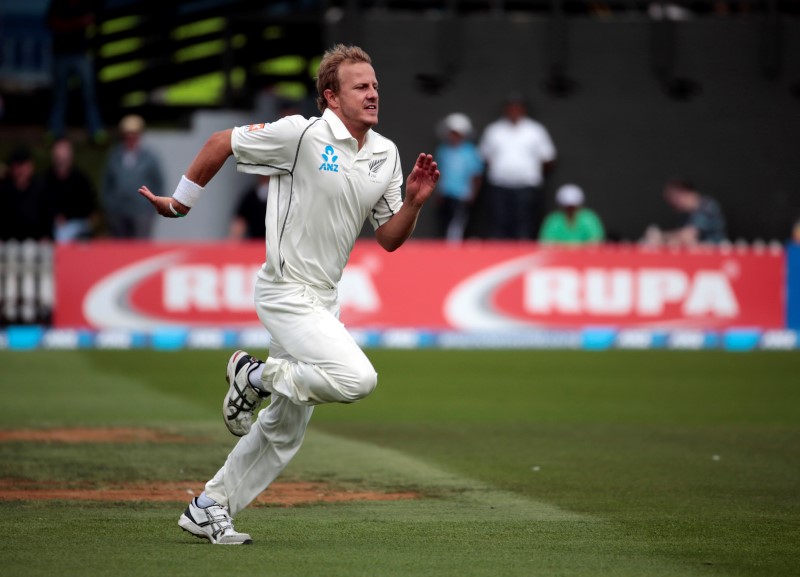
[55,241,785,331]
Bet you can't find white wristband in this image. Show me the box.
[172,175,204,208]
[169,202,187,217]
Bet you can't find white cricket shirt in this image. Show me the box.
[479,117,556,188]
[231,108,403,289]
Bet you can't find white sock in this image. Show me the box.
[195,492,217,508]
[247,362,267,393]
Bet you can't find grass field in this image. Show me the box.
[1,348,798,577]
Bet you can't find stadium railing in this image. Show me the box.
[0,240,53,327]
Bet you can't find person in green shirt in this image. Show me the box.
[539,184,604,245]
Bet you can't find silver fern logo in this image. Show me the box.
[368,158,387,175]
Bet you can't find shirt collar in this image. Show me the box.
[322,108,353,141]
[322,109,390,154]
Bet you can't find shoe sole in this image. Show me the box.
[178,514,253,545]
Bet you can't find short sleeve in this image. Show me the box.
[231,115,307,176]
[537,126,557,163]
[468,143,485,175]
[584,210,605,242]
[538,213,559,242]
[367,145,404,230]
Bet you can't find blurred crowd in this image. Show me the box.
[0,0,164,243]
[2,97,799,247]
[0,0,797,246]
[1,113,164,243]
[432,94,798,248]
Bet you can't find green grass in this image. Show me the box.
[0,349,799,577]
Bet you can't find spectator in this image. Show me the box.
[792,217,800,244]
[229,175,270,240]
[479,91,556,240]
[642,178,727,246]
[101,114,164,239]
[433,113,484,243]
[539,184,604,245]
[0,146,53,241]
[44,138,99,242]
[46,0,106,144]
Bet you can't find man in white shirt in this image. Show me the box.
[139,44,439,545]
[479,92,556,239]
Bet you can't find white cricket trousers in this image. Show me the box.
[204,280,378,515]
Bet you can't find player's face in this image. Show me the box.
[330,62,379,133]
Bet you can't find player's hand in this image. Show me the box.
[404,153,439,209]
[138,186,191,218]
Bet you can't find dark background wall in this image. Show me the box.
[328,13,800,243]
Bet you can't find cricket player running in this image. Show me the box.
[138,44,439,544]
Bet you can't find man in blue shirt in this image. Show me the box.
[434,113,484,242]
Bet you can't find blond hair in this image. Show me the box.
[315,44,372,113]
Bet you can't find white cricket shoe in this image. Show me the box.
[223,350,269,437]
[178,499,253,545]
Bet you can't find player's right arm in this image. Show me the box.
[138,129,233,218]
[184,129,233,186]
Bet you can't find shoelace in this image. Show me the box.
[205,505,235,538]
[228,379,259,413]
[227,362,264,418]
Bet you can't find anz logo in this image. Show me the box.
[319,145,339,172]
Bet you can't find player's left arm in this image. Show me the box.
[138,129,233,218]
[375,153,439,252]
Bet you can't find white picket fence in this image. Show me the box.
[0,240,54,325]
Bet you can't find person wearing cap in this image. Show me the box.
[538,183,605,245]
[101,114,164,238]
[434,112,484,242]
[479,92,556,240]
